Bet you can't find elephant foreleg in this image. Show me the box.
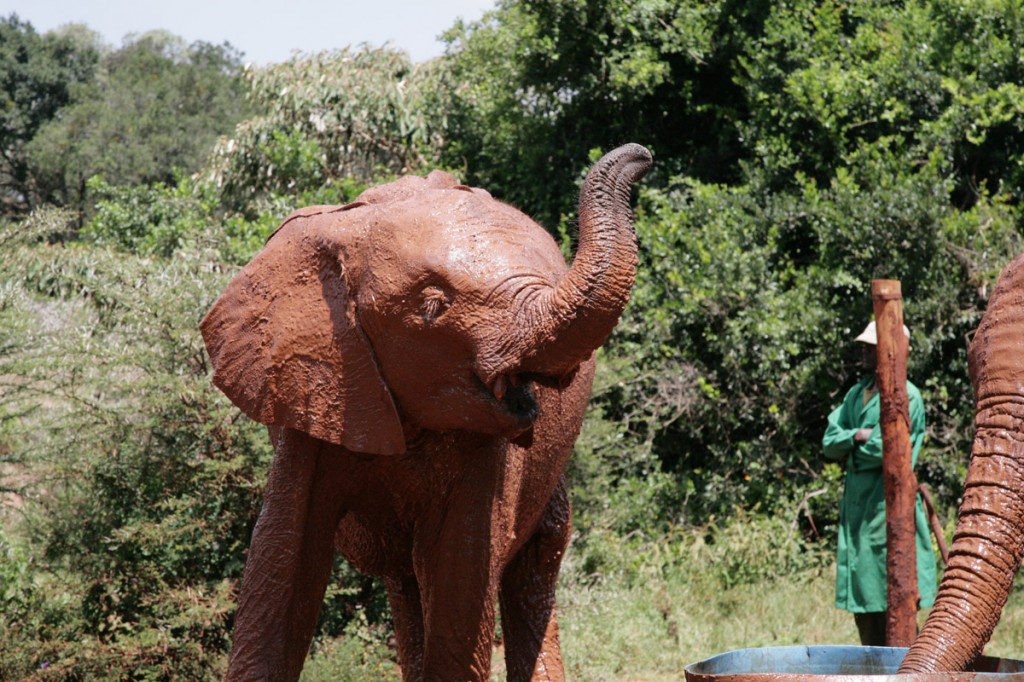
[413,462,506,682]
[227,428,347,681]
[386,575,426,681]
[499,479,571,682]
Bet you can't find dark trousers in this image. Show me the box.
[853,611,887,646]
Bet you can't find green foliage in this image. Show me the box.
[0,531,79,680]
[0,199,395,676]
[575,152,1021,529]
[0,225,268,677]
[550,0,1024,531]
[301,617,400,682]
[570,506,833,591]
[203,47,447,212]
[81,176,211,258]
[554,511,837,679]
[77,174,367,265]
[26,31,251,215]
[441,0,745,222]
[736,0,1024,201]
[0,15,99,214]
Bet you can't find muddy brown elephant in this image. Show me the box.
[200,144,652,681]
[900,252,1024,672]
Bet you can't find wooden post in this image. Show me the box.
[871,279,918,647]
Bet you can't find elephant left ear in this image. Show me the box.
[200,207,406,455]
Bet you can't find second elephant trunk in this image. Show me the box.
[900,403,1024,671]
[520,143,653,378]
[901,253,1024,672]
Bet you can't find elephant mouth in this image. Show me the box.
[478,372,540,432]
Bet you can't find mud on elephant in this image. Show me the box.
[901,252,1024,672]
[200,144,652,681]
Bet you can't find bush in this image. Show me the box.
[301,616,400,682]
[0,226,267,676]
[0,196,408,677]
[202,46,448,212]
[568,144,1022,536]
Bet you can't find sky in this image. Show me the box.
[7,0,497,65]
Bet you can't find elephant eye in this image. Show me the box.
[420,287,450,323]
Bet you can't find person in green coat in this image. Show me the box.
[822,321,937,646]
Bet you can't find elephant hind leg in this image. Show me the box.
[386,575,425,681]
[499,479,571,682]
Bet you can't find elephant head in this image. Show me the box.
[201,143,653,454]
[900,253,1024,672]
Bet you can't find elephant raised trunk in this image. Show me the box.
[516,143,653,379]
[901,253,1024,672]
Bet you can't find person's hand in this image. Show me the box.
[854,428,873,444]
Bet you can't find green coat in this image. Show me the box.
[822,376,937,613]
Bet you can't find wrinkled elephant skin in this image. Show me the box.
[901,252,1024,672]
[201,144,653,681]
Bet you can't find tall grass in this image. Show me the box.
[557,564,848,681]
[986,590,1024,660]
[552,512,842,680]
[555,565,1024,681]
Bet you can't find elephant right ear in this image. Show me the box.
[200,207,406,455]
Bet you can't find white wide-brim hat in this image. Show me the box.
[855,320,910,346]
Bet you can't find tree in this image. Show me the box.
[440,0,765,223]
[0,15,98,214]
[575,0,1024,528]
[26,31,251,217]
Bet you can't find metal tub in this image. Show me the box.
[685,646,1024,682]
